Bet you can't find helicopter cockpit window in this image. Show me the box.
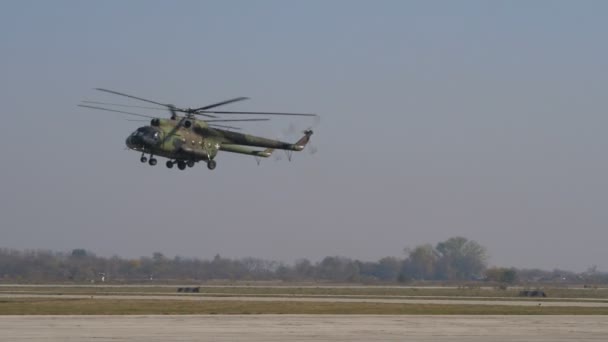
[152,131,160,139]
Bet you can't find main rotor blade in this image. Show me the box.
[95,88,169,108]
[197,110,318,117]
[94,89,219,118]
[78,104,156,119]
[205,118,270,122]
[187,111,218,118]
[82,100,167,111]
[193,97,249,111]
[208,124,242,130]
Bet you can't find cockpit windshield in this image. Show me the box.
[131,127,160,139]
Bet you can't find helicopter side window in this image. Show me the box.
[153,131,160,140]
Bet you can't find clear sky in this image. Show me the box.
[1,1,607,271]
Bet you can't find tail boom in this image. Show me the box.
[220,144,274,157]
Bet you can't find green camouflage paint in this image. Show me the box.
[125,116,313,169]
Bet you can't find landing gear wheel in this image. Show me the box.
[140,156,147,163]
[148,158,157,166]
[187,160,195,168]
[177,161,186,170]
[166,161,174,169]
[207,160,217,170]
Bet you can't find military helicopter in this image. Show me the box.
[79,88,318,170]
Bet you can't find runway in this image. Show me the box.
[1,293,607,307]
[0,315,606,341]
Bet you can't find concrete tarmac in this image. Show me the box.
[0,315,606,341]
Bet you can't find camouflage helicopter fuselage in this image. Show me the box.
[126,116,312,170]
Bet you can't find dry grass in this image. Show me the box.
[1,298,608,315]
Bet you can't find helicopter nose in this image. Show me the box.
[125,136,135,148]
[141,136,156,147]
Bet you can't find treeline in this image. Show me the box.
[1,237,606,284]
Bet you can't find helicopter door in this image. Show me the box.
[157,131,165,148]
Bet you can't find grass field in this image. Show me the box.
[2,298,608,315]
[2,285,607,315]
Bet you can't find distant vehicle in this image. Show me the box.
[519,290,547,297]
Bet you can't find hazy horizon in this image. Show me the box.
[1,1,607,272]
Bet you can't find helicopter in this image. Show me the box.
[79,88,318,170]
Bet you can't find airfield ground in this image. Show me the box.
[1,315,607,341]
[0,285,606,341]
